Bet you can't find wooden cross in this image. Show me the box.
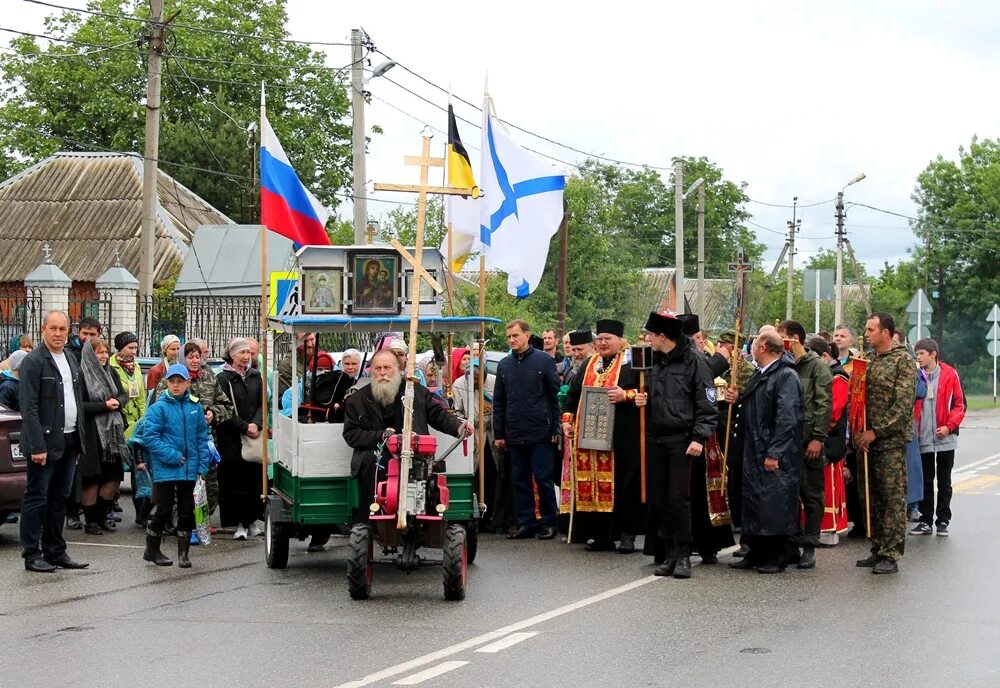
[372,134,474,529]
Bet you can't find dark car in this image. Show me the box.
[0,402,25,525]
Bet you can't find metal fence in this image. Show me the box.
[68,287,113,341]
[0,287,43,356]
[136,294,263,358]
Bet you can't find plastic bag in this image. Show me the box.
[193,476,211,545]
[206,437,222,466]
[134,467,152,500]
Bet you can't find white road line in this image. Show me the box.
[475,632,538,654]
[66,541,144,549]
[391,661,469,686]
[956,452,1000,473]
[332,575,660,688]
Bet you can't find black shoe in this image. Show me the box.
[584,538,615,551]
[673,556,692,579]
[856,553,880,568]
[24,558,57,573]
[847,526,866,539]
[617,533,636,553]
[537,526,558,540]
[936,521,950,537]
[507,526,536,540]
[46,556,89,569]
[787,547,801,565]
[700,553,718,565]
[143,533,173,567]
[798,546,816,569]
[872,558,898,574]
[84,522,103,535]
[177,531,192,569]
[98,519,116,533]
[757,564,783,574]
[112,499,123,513]
[653,559,678,577]
[66,516,83,530]
[729,557,755,570]
[732,543,750,558]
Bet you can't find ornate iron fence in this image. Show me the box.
[136,294,263,359]
[68,287,114,341]
[0,287,43,356]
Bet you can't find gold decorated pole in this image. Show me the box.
[373,134,473,530]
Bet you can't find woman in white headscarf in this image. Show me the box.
[145,334,181,395]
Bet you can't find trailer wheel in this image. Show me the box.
[462,520,479,565]
[264,500,289,570]
[442,524,467,601]
[347,524,374,600]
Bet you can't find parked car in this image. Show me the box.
[0,402,25,526]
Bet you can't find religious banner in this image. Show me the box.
[705,434,731,527]
[577,385,615,451]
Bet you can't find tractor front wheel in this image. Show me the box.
[442,524,467,601]
[264,500,289,570]
[347,524,374,600]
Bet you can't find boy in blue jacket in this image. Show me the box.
[142,364,210,568]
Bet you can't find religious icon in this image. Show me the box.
[350,253,400,314]
[404,268,439,304]
[301,267,343,315]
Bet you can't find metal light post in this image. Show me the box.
[834,172,866,325]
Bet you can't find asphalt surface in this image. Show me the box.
[3,411,1000,688]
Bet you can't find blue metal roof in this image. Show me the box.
[268,315,501,333]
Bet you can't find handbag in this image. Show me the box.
[228,379,269,464]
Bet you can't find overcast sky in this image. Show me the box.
[10,0,1000,276]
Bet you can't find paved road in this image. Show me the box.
[2,413,999,687]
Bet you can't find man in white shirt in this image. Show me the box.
[18,311,89,572]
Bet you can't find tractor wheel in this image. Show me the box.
[442,524,467,601]
[462,520,479,565]
[346,524,374,600]
[264,500,289,569]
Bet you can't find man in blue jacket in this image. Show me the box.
[493,320,561,540]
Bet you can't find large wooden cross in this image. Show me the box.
[373,134,473,529]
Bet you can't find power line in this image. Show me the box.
[21,0,352,47]
[747,196,835,209]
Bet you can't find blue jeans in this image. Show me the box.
[509,443,558,529]
[20,433,79,561]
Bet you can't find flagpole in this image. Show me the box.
[259,82,269,499]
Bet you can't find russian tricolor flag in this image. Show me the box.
[260,113,330,246]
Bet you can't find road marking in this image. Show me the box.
[331,575,660,688]
[955,452,1000,475]
[391,662,469,686]
[953,475,1000,494]
[66,541,144,549]
[475,632,538,654]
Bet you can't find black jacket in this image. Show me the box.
[0,374,19,411]
[493,347,561,445]
[216,368,265,463]
[343,381,464,476]
[647,337,718,444]
[18,343,87,458]
[741,356,804,536]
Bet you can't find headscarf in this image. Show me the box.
[226,338,252,378]
[80,343,129,466]
[160,334,181,364]
[451,347,470,384]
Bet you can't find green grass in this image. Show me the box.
[964,394,1000,412]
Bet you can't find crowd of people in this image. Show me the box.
[12,306,967,580]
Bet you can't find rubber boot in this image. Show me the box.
[653,543,678,577]
[673,543,692,579]
[177,531,192,569]
[143,531,173,567]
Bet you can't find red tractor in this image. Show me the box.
[346,432,469,601]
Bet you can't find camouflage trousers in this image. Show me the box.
[858,447,908,562]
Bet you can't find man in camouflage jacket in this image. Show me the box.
[854,312,917,574]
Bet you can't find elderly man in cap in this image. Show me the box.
[562,320,643,552]
[638,312,718,578]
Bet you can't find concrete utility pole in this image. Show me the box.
[351,28,367,244]
[834,192,846,326]
[556,202,569,340]
[674,160,685,313]
[139,0,166,295]
[696,184,706,317]
[785,197,799,320]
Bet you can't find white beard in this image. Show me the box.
[371,372,403,406]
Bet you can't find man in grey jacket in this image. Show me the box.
[778,320,832,569]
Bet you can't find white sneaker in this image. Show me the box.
[248,522,262,538]
[233,525,248,540]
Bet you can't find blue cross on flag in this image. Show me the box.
[478,95,566,298]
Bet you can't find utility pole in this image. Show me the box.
[834,191,846,326]
[351,28,367,244]
[139,0,166,295]
[696,184,705,317]
[674,160,685,313]
[556,202,569,340]
[785,196,799,320]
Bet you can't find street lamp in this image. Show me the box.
[834,172,867,326]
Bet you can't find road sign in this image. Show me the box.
[988,322,1000,340]
[988,304,1000,322]
[908,325,930,347]
[803,269,835,302]
[906,289,933,317]
[989,340,1000,357]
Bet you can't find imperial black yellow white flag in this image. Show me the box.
[441,104,481,273]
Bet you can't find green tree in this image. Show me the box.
[0,0,352,223]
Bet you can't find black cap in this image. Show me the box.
[643,312,683,340]
[595,319,625,337]
[568,330,593,346]
[528,334,545,350]
[677,313,700,336]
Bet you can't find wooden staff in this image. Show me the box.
[639,370,647,504]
